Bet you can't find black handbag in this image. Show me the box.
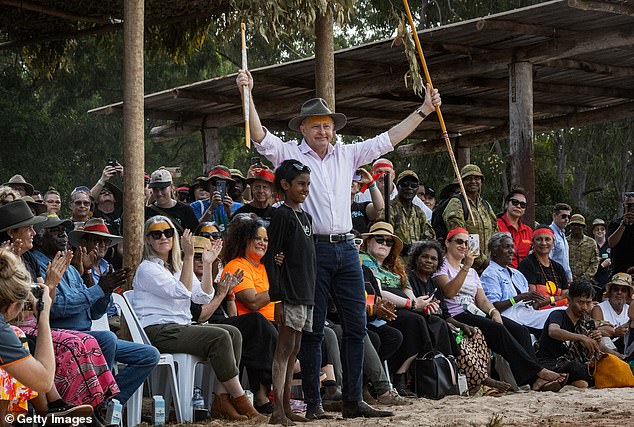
[413,351,459,399]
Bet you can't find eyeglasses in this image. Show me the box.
[450,238,469,246]
[509,198,527,209]
[73,200,91,206]
[559,214,570,219]
[398,181,419,189]
[147,228,175,240]
[85,236,111,246]
[625,192,634,198]
[199,231,222,240]
[373,236,395,247]
[353,238,363,246]
[291,162,311,173]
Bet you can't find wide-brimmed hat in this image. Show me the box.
[460,164,484,181]
[569,214,586,227]
[361,221,403,257]
[68,218,122,248]
[288,98,347,132]
[193,236,211,254]
[204,165,235,182]
[592,218,606,229]
[0,200,47,233]
[3,174,34,195]
[230,169,246,184]
[396,170,419,185]
[246,165,275,185]
[21,196,47,216]
[97,182,123,211]
[34,213,73,233]
[148,169,173,189]
[605,272,634,295]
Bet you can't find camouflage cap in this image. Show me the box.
[460,164,484,181]
[569,214,586,227]
[396,170,419,185]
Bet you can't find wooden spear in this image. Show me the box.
[402,0,475,226]
[241,22,250,149]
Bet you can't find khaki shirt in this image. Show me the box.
[567,234,599,281]
[443,195,499,270]
[390,198,435,249]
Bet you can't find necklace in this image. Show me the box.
[285,203,312,237]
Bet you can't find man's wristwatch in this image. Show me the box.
[415,107,426,118]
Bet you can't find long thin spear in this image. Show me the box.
[241,22,250,149]
[402,0,475,226]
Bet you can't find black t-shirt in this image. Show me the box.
[93,207,123,236]
[263,204,315,305]
[145,201,199,234]
[594,241,611,286]
[351,201,371,234]
[518,253,569,290]
[22,251,41,282]
[537,309,576,361]
[233,203,273,224]
[607,218,634,274]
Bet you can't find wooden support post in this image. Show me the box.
[122,0,144,289]
[315,9,335,110]
[456,145,471,168]
[509,62,535,225]
[202,127,221,174]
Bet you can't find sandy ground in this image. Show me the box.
[152,386,634,427]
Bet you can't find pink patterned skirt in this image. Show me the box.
[20,324,119,407]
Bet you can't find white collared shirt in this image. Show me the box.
[256,130,393,234]
[356,185,433,220]
[132,258,213,328]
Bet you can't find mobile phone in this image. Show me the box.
[468,234,480,256]
[107,159,118,168]
[216,181,227,198]
[251,156,263,167]
[353,170,362,181]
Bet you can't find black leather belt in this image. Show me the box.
[315,233,354,243]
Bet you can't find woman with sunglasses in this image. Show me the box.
[497,188,532,268]
[434,228,568,392]
[69,187,92,226]
[360,222,454,397]
[133,216,265,422]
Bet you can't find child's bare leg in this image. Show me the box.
[284,331,307,423]
[270,324,296,426]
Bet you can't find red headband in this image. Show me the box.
[534,227,554,238]
[446,228,469,241]
[372,162,393,172]
[84,223,110,234]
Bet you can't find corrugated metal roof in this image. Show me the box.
[90,0,634,155]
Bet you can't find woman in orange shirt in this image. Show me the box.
[223,213,275,321]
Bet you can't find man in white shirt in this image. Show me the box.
[236,69,441,419]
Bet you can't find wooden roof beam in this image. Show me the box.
[171,89,240,105]
[568,0,634,17]
[0,0,113,24]
[475,18,576,38]
[540,58,634,77]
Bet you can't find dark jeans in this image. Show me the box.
[298,240,367,407]
[88,330,160,404]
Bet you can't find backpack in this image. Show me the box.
[431,194,493,241]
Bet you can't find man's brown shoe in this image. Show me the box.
[231,394,268,423]
[211,393,248,421]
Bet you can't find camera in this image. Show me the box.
[353,170,362,181]
[23,284,44,312]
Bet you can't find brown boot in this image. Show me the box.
[211,393,248,421]
[231,394,268,422]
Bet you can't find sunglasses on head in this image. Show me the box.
[509,198,527,209]
[450,238,469,246]
[291,162,311,173]
[199,231,222,240]
[373,236,395,247]
[398,181,419,189]
[147,228,175,240]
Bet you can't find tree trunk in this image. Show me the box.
[315,10,335,110]
[570,135,589,211]
[494,139,509,199]
[202,127,221,174]
[122,0,144,290]
[554,130,567,187]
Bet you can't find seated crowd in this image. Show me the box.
[2,81,634,425]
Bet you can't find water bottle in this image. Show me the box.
[192,386,207,421]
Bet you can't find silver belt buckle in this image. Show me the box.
[329,234,338,243]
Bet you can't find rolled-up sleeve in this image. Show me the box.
[351,132,393,169]
[256,129,295,168]
[480,269,502,303]
[135,261,192,301]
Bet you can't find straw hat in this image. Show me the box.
[361,221,403,257]
[605,272,634,296]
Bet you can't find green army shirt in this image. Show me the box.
[567,234,599,280]
[390,197,435,253]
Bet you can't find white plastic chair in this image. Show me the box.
[114,292,183,425]
[123,291,214,423]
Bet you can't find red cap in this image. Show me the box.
[446,227,469,241]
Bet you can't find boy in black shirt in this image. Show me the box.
[537,280,601,387]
